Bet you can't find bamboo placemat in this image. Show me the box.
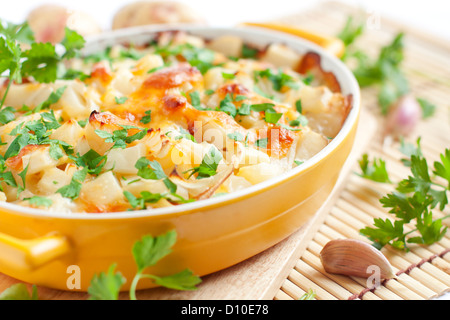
[272,1,450,300]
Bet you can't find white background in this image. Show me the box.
[1,0,450,41]
[1,0,450,300]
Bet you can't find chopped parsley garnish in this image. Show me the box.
[124,191,164,210]
[249,103,283,124]
[140,110,152,125]
[302,74,314,85]
[95,125,147,150]
[255,138,268,149]
[188,91,203,110]
[4,111,71,160]
[185,148,222,180]
[250,103,276,112]
[114,96,128,104]
[237,103,251,116]
[234,95,248,102]
[241,44,259,59]
[289,114,308,127]
[135,157,177,193]
[56,167,88,200]
[24,196,53,208]
[218,94,237,117]
[155,43,216,74]
[295,99,303,114]
[174,128,196,142]
[0,106,15,125]
[69,149,107,176]
[227,132,245,142]
[294,160,304,166]
[118,47,145,60]
[264,111,283,124]
[254,68,300,92]
[222,72,236,80]
[77,118,88,128]
[83,47,113,64]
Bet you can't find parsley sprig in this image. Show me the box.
[0,19,85,108]
[0,283,38,300]
[359,139,450,251]
[337,16,436,118]
[88,230,202,300]
[0,231,201,300]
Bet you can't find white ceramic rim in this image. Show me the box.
[0,25,361,220]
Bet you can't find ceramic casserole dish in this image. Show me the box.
[0,25,360,291]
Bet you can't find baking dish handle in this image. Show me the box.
[0,232,71,271]
[241,22,345,58]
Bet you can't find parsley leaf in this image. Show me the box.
[0,18,85,107]
[337,16,365,61]
[0,283,38,300]
[87,264,126,300]
[24,196,53,208]
[264,111,283,124]
[255,138,268,149]
[185,148,223,180]
[227,132,245,142]
[188,91,203,110]
[70,150,107,176]
[133,230,177,271]
[434,149,450,188]
[114,96,128,104]
[358,141,450,251]
[218,94,237,117]
[0,106,15,125]
[149,269,202,291]
[241,44,259,59]
[56,167,88,200]
[299,289,316,301]
[417,98,436,119]
[140,110,152,125]
[60,27,86,59]
[254,68,300,92]
[95,125,147,150]
[135,157,177,193]
[358,154,392,183]
[128,231,202,299]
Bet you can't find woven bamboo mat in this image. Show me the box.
[272,1,450,300]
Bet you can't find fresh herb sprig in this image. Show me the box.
[88,230,202,300]
[0,19,85,108]
[0,230,202,300]
[358,139,450,251]
[299,289,316,301]
[0,283,38,300]
[337,16,436,118]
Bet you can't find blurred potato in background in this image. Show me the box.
[27,4,102,43]
[112,1,206,30]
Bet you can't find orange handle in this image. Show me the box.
[241,22,345,58]
[0,232,71,271]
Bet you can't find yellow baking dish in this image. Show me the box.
[0,25,360,292]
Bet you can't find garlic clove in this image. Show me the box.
[384,95,422,140]
[320,239,395,280]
